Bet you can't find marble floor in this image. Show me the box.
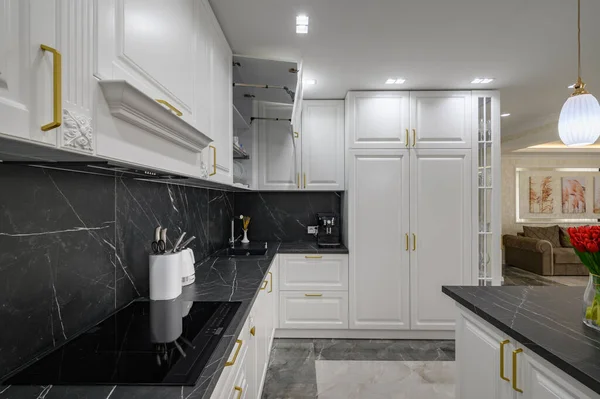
[261,339,455,399]
[503,265,587,286]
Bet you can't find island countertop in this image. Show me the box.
[443,285,600,395]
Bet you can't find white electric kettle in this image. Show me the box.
[181,248,195,286]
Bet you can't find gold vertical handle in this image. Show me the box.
[512,348,523,393]
[225,340,243,366]
[412,129,416,147]
[234,386,243,399]
[209,145,217,176]
[405,234,409,251]
[500,340,510,382]
[40,45,62,132]
[412,233,416,251]
[268,271,273,293]
[304,173,306,189]
[260,280,268,290]
[297,173,300,189]
[405,129,409,147]
[250,326,256,336]
[155,99,183,116]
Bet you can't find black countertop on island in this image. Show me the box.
[0,241,347,399]
[443,285,600,395]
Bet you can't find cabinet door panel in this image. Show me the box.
[349,150,410,330]
[524,354,593,399]
[301,100,344,190]
[410,91,471,148]
[347,92,409,149]
[411,150,471,330]
[257,102,299,190]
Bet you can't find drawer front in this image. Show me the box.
[279,291,349,329]
[212,318,249,398]
[280,254,348,291]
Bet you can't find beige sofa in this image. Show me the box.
[503,226,588,276]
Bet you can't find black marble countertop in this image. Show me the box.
[0,241,347,399]
[443,285,600,395]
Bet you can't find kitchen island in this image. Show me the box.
[443,285,600,398]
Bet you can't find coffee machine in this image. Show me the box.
[316,213,341,248]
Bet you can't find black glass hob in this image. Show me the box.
[4,300,241,386]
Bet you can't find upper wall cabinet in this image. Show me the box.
[410,91,472,149]
[346,92,410,149]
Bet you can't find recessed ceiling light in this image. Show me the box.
[501,113,511,117]
[296,25,308,34]
[304,79,317,85]
[472,78,495,84]
[385,78,405,85]
[296,15,309,26]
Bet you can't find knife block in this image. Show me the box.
[149,252,182,300]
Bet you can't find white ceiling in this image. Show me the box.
[209,0,600,136]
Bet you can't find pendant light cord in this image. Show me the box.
[578,0,582,80]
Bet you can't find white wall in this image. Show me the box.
[502,153,600,236]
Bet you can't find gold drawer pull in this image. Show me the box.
[209,145,217,176]
[250,326,256,336]
[260,280,268,290]
[305,293,323,297]
[40,44,62,132]
[155,99,182,116]
[512,348,523,393]
[234,386,243,399]
[268,271,273,293]
[294,131,299,138]
[500,340,510,382]
[305,255,323,259]
[225,339,243,366]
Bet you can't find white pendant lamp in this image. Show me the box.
[558,0,600,147]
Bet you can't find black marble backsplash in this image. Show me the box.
[234,192,342,242]
[0,164,233,379]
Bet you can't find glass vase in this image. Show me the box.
[583,274,600,332]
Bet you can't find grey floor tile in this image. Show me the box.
[313,339,455,361]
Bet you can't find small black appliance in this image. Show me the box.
[316,212,341,248]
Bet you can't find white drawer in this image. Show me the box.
[211,319,249,399]
[279,291,349,329]
[279,254,348,291]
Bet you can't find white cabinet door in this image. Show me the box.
[257,102,299,190]
[301,100,345,190]
[410,91,472,148]
[348,150,410,330]
[280,254,348,291]
[95,0,197,126]
[346,91,410,149]
[280,291,349,329]
[523,353,593,399]
[254,288,269,395]
[410,149,472,330]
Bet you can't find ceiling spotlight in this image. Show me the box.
[296,25,308,34]
[501,113,511,117]
[304,79,317,85]
[385,78,405,85]
[472,78,495,84]
[296,14,309,34]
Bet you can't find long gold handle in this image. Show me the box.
[405,129,409,147]
[40,45,62,132]
[512,348,523,393]
[412,233,417,251]
[405,234,409,251]
[155,99,183,116]
[305,293,323,297]
[250,326,256,336]
[297,173,300,189]
[260,280,268,290]
[209,145,217,176]
[304,173,307,189]
[412,129,416,147]
[500,340,510,382]
[305,255,323,259]
[268,271,273,293]
[225,340,243,366]
[234,386,243,399]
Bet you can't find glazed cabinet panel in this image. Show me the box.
[348,150,411,330]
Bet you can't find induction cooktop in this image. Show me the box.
[4,300,241,386]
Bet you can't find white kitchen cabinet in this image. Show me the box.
[301,100,345,190]
[280,291,349,330]
[348,150,411,330]
[410,91,472,149]
[345,91,410,149]
[410,149,472,330]
[523,355,592,399]
[280,254,348,291]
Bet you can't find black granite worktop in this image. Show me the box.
[0,242,347,399]
[443,285,600,395]
[273,241,348,254]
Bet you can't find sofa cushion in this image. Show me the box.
[553,248,581,264]
[559,227,573,248]
[523,225,561,248]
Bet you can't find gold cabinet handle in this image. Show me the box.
[412,233,417,251]
[225,339,243,366]
[305,293,323,297]
[250,326,256,336]
[40,45,62,132]
[268,271,273,293]
[405,233,409,251]
[260,280,268,290]
[405,129,409,147]
[234,386,243,399]
[209,145,217,176]
[500,340,510,382]
[294,131,299,138]
[155,99,182,116]
[297,173,300,189]
[512,348,523,393]
[412,129,416,147]
[305,255,323,259]
[303,173,307,189]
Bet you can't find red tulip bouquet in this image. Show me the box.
[567,226,600,330]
